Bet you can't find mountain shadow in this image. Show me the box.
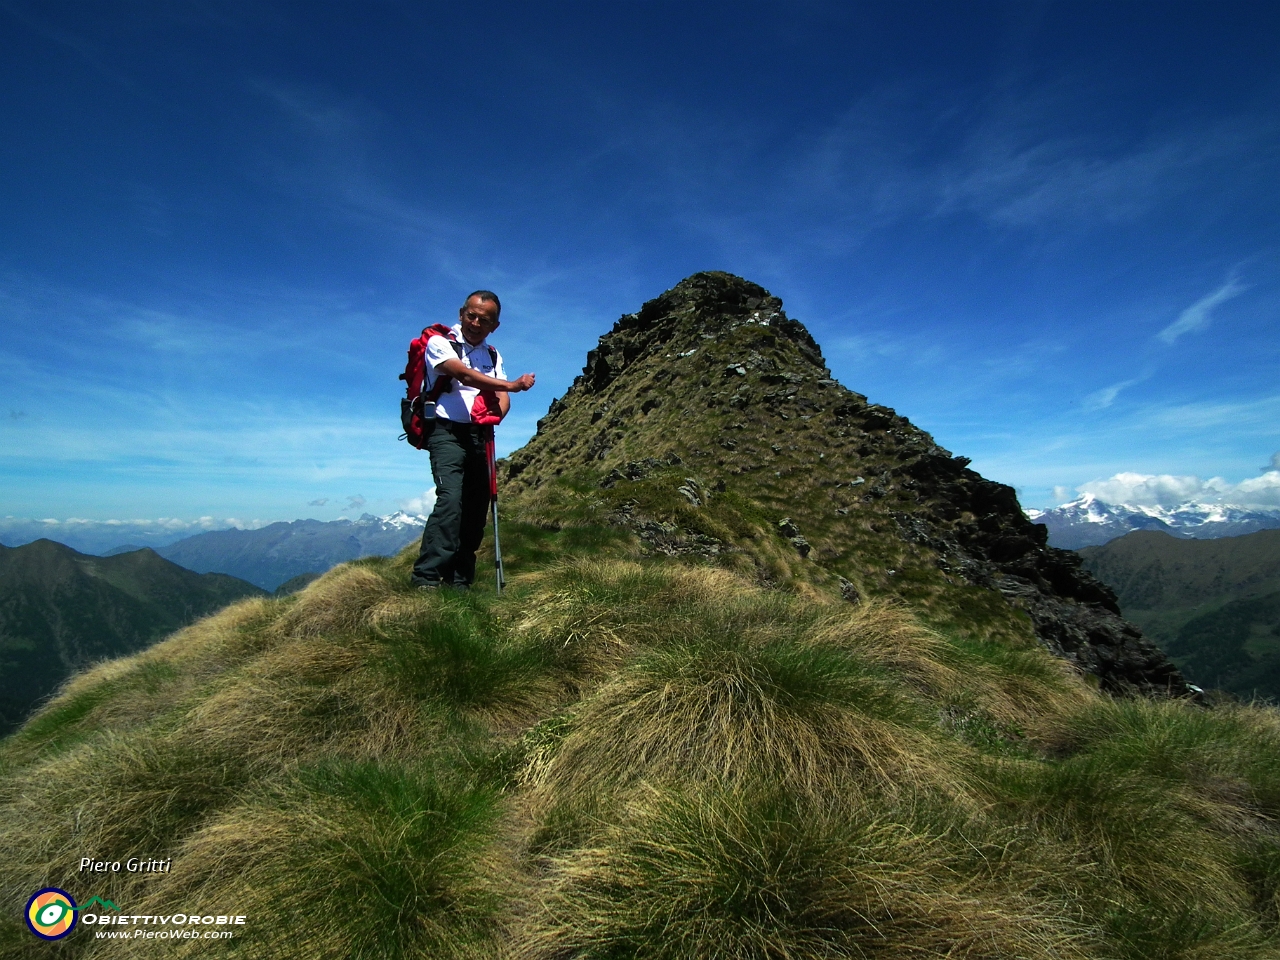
[1081,528,1280,700]
[0,539,265,735]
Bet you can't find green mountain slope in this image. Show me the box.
[4,274,1277,960]
[1079,529,1280,613]
[1162,591,1280,699]
[1079,529,1280,699]
[0,540,265,735]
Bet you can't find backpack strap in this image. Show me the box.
[422,329,466,403]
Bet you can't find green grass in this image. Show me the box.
[12,659,179,754]
[4,504,1280,958]
[972,697,1280,959]
[109,758,509,960]
[532,634,929,805]
[373,591,559,718]
[520,785,1092,960]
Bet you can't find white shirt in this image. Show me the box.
[425,322,506,422]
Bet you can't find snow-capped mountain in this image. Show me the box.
[371,511,432,531]
[1027,495,1280,549]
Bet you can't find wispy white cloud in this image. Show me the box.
[976,338,1068,379]
[1157,275,1247,344]
[1083,378,1141,411]
[249,79,459,246]
[1135,393,1280,434]
[0,407,428,524]
[782,78,1276,239]
[939,134,1194,227]
[826,331,947,368]
[0,0,141,93]
[0,270,557,520]
[257,82,366,141]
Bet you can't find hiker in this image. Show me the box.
[410,291,535,590]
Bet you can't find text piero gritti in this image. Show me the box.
[79,856,172,874]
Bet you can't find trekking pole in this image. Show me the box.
[486,434,505,594]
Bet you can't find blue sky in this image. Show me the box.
[2,0,1278,538]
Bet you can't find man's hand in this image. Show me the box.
[509,373,536,392]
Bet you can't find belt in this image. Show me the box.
[435,417,492,437]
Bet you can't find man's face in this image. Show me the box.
[459,296,500,345]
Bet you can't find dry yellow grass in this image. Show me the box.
[6,597,277,752]
[806,601,963,698]
[267,564,400,640]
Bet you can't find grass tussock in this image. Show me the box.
[131,761,508,960]
[531,636,942,805]
[520,786,1091,960]
[269,563,403,640]
[374,594,561,728]
[4,546,1280,959]
[0,729,259,917]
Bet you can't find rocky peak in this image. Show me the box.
[505,272,1189,697]
[581,272,827,395]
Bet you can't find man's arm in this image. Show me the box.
[434,358,535,393]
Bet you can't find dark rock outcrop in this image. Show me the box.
[892,451,1185,693]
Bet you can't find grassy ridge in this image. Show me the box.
[3,510,1280,959]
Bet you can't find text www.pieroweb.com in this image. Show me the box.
[84,913,244,940]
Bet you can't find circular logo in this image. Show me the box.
[26,888,78,940]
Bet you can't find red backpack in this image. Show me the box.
[399,324,501,448]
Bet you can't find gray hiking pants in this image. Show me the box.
[412,419,492,587]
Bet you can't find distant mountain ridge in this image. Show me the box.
[0,539,264,735]
[1079,529,1280,700]
[155,512,427,590]
[0,517,252,556]
[1079,528,1280,612]
[1028,494,1280,549]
